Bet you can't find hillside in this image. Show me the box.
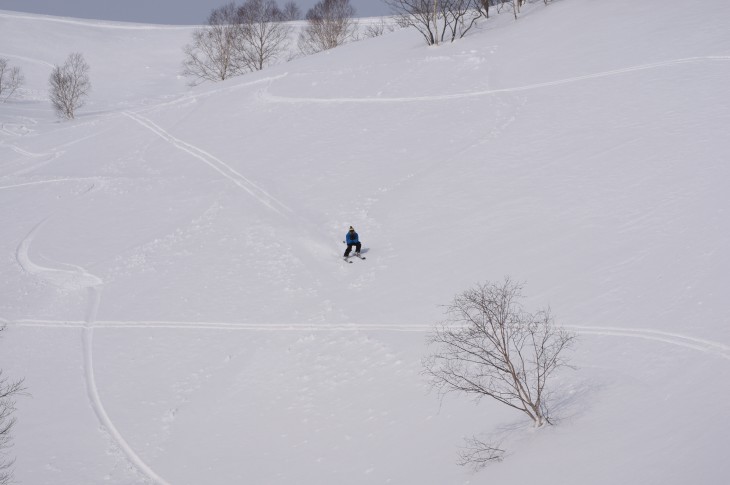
[1,1,729,484]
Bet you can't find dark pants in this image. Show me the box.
[344,242,361,257]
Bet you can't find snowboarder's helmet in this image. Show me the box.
[349,226,354,231]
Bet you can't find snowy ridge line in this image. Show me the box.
[0,11,194,30]
[15,221,170,484]
[123,111,292,216]
[263,56,730,104]
[8,319,730,358]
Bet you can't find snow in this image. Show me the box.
[1,1,729,483]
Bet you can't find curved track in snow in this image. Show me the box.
[15,221,171,485]
[262,56,730,104]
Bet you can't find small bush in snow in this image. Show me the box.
[48,53,91,120]
[457,436,505,469]
[0,326,26,485]
[362,19,398,39]
[0,58,24,102]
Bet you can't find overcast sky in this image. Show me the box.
[0,0,391,24]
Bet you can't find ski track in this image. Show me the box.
[15,221,171,485]
[123,111,292,216]
[262,56,730,104]
[134,73,288,113]
[4,144,49,158]
[1,128,110,178]
[0,177,98,191]
[8,319,730,361]
[0,51,55,68]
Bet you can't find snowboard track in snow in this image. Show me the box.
[15,221,171,485]
[9,318,730,361]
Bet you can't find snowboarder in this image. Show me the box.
[344,226,361,258]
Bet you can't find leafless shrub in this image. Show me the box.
[238,0,293,71]
[182,2,249,85]
[423,278,575,428]
[0,326,26,485]
[457,436,505,469]
[48,53,91,120]
[476,0,491,18]
[362,19,397,38]
[385,0,439,45]
[496,0,525,19]
[282,1,302,20]
[0,59,24,102]
[298,0,357,55]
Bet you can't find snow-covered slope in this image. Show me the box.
[1,1,729,483]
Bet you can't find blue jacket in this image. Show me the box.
[346,231,359,244]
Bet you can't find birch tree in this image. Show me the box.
[423,278,575,428]
[182,3,248,84]
[298,0,357,55]
[48,53,91,120]
[238,0,292,71]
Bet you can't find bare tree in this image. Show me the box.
[0,59,24,102]
[423,278,575,428]
[0,327,25,485]
[442,0,483,42]
[238,0,292,71]
[385,0,438,45]
[298,0,357,55]
[282,1,302,20]
[48,53,91,120]
[385,0,485,45]
[182,2,248,85]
